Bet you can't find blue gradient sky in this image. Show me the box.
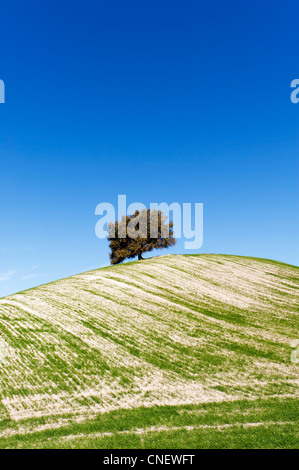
[0,0,298,297]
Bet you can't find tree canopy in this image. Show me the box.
[107,209,176,264]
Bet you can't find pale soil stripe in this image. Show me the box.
[61,421,296,441]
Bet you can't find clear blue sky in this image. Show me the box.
[0,0,298,297]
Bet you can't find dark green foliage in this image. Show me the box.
[108,209,176,264]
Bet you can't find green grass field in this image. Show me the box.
[0,254,298,448]
[0,397,297,448]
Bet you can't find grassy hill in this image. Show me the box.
[0,254,298,448]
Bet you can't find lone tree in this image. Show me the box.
[107,209,176,264]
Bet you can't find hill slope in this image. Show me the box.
[0,254,298,448]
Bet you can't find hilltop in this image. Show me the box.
[0,254,298,448]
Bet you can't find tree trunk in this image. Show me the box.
[138,253,143,260]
